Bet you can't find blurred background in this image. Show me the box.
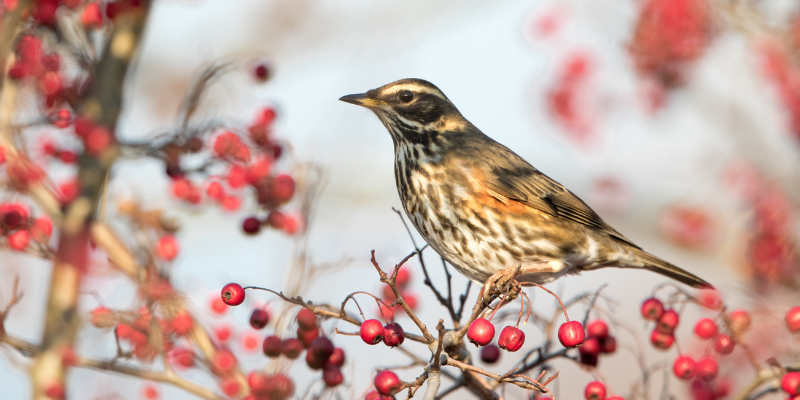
[2,0,800,399]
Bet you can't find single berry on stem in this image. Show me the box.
[242,217,262,235]
[656,309,679,334]
[249,309,269,329]
[323,365,344,387]
[498,326,525,352]
[326,348,346,367]
[297,308,317,329]
[360,319,385,345]
[480,344,500,364]
[784,306,800,333]
[584,381,606,400]
[558,320,585,348]
[713,333,735,355]
[694,318,717,339]
[382,322,405,347]
[641,297,664,321]
[650,330,675,350]
[262,336,281,357]
[374,370,401,396]
[281,338,303,359]
[587,319,609,339]
[221,283,245,306]
[467,318,496,347]
[673,356,695,380]
[310,336,334,362]
[782,371,800,396]
[695,357,719,381]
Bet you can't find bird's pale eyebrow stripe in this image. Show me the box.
[381,84,446,100]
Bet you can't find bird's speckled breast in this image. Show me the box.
[393,142,586,283]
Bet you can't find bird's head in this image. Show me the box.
[339,79,470,146]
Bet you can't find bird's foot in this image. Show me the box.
[482,265,522,306]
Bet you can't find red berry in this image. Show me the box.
[579,336,601,356]
[242,217,261,235]
[8,230,29,251]
[600,336,617,354]
[480,344,500,363]
[467,318,496,347]
[253,63,271,82]
[587,320,609,339]
[641,297,664,321]
[281,338,303,359]
[695,357,719,381]
[249,309,269,329]
[729,309,751,333]
[210,297,227,315]
[297,308,317,329]
[306,347,324,370]
[782,372,800,396]
[606,397,624,400]
[558,320,585,347]
[262,336,282,357]
[713,334,735,355]
[402,292,418,311]
[221,283,245,306]
[650,330,675,350]
[360,319,385,345]
[323,365,344,387]
[296,325,319,348]
[156,235,179,261]
[498,326,525,352]
[673,356,695,380]
[786,306,800,333]
[220,378,240,397]
[657,309,679,334]
[584,381,606,400]
[383,322,405,347]
[214,325,232,342]
[694,318,717,339]
[326,347,346,367]
[374,370,401,396]
[212,350,237,375]
[310,336,334,362]
[247,372,269,393]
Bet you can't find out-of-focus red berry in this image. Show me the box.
[673,356,695,380]
[249,309,269,329]
[785,306,800,333]
[322,365,344,387]
[584,381,606,400]
[587,319,609,339]
[326,347,346,367]
[156,235,179,261]
[480,343,500,363]
[296,308,317,329]
[729,309,751,333]
[782,371,800,396]
[694,318,717,339]
[262,336,282,357]
[695,357,718,381]
[656,310,679,334]
[641,297,664,321]
[281,338,303,359]
[713,334,735,355]
[650,330,675,350]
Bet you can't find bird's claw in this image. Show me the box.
[482,265,522,306]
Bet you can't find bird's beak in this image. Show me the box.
[339,93,385,109]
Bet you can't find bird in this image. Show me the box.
[339,78,711,293]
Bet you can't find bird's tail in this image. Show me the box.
[631,249,713,289]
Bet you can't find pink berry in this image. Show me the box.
[785,307,800,333]
[498,326,525,352]
[656,310,680,334]
[695,357,719,381]
[587,320,609,339]
[713,334,735,355]
[249,309,269,329]
[729,309,751,333]
[360,319,385,345]
[694,318,717,339]
[382,323,405,347]
[310,336,334,362]
[395,267,411,288]
[579,336,600,356]
[156,235,179,261]
[641,297,664,321]
[673,356,695,380]
[323,365,344,387]
[584,381,606,400]
[650,330,675,350]
[326,348,346,367]
[374,370,401,396]
[607,397,625,400]
[782,372,800,396]
[262,335,281,358]
[480,344,500,363]
[296,325,319,348]
[467,318,496,347]
[281,338,303,359]
[221,283,245,306]
[558,321,585,348]
[297,308,317,329]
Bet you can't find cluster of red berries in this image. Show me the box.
[375,266,420,319]
[467,317,528,353]
[9,35,66,109]
[0,202,52,251]
[629,0,712,87]
[578,319,617,366]
[640,297,681,350]
[359,319,406,348]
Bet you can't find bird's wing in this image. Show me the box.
[470,142,640,248]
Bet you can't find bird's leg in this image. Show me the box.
[481,265,522,306]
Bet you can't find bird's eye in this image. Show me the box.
[399,90,414,103]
